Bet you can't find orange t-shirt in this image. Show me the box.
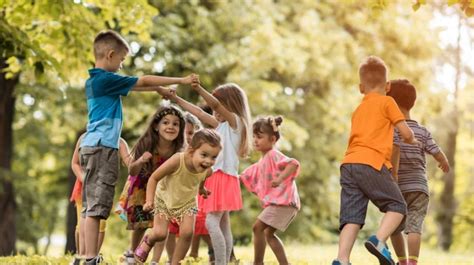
[342,92,404,170]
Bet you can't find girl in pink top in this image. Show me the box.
[240,116,300,265]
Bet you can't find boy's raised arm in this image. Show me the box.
[134,74,197,88]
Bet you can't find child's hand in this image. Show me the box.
[438,161,450,173]
[199,187,211,199]
[181,73,199,85]
[143,201,154,212]
[156,86,176,99]
[140,152,153,163]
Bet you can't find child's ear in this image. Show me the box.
[106,50,114,60]
[359,83,364,94]
[271,135,277,144]
[385,82,391,93]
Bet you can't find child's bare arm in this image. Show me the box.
[134,74,198,88]
[119,138,131,167]
[171,94,219,128]
[71,135,84,182]
[433,150,450,173]
[271,162,298,187]
[390,145,400,182]
[128,151,153,176]
[191,84,238,129]
[143,154,180,211]
[394,121,419,145]
[199,169,213,199]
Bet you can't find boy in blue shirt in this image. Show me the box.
[80,30,198,264]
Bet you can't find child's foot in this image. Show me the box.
[364,235,395,265]
[119,250,135,264]
[84,254,103,265]
[69,255,84,265]
[134,235,153,263]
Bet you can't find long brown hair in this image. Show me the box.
[130,104,185,175]
[212,83,252,157]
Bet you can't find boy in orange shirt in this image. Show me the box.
[332,56,419,265]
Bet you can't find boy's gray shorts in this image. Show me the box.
[80,146,119,219]
[339,163,407,231]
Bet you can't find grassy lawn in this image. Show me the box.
[1,244,472,265]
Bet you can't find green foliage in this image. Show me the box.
[1,0,473,254]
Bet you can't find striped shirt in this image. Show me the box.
[394,120,440,195]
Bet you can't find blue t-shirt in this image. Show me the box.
[80,68,138,149]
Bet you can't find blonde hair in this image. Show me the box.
[359,56,388,89]
[93,30,130,60]
[212,83,252,157]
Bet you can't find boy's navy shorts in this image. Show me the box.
[339,163,407,231]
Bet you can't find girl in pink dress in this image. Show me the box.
[240,116,300,265]
[171,83,252,264]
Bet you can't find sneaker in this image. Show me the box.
[365,235,395,265]
[84,254,104,265]
[119,250,135,264]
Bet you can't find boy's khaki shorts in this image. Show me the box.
[402,191,429,234]
[75,198,106,232]
[80,146,119,219]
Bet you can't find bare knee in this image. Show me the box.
[253,221,265,234]
[179,231,193,243]
[264,228,275,240]
[149,229,167,242]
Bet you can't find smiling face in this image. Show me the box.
[156,114,181,142]
[190,143,221,173]
[253,132,275,154]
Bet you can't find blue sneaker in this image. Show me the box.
[365,235,395,265]
[332,260,352,265]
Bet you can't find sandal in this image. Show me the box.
[134,235,153,263]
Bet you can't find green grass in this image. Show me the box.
[1,244,472,264]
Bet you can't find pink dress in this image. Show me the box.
[240,149,300,210]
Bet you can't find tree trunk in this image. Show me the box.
[436,15,462,251]
[0,58,19,256]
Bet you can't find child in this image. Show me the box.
[79,29,198,264]
[133,129,222,265]
[171,82,252,264]
[387,79,450,265]
[332,56,419,265]
[240,116,300,265]
[184,112,215,262]
[70,134,130,264]
[119,105,186,263]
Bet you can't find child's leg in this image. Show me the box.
[152,239,166,263]
[131,228,146,251]
[189,235,200,258]
[84,216,100,259]
[376,211,404,242]
[220,211,233,262]
[264,226,288,265]
[407,233,421,264]
[166,233,176,260]
[390,232,407,263]
[252,219,267,265]
[135,214,169,262]
[202,235,214,261]
[79,217,86,256]
[337,223,360,263]
[97,220,106,253]
[171,215,195,265]
[206,211,227,264]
